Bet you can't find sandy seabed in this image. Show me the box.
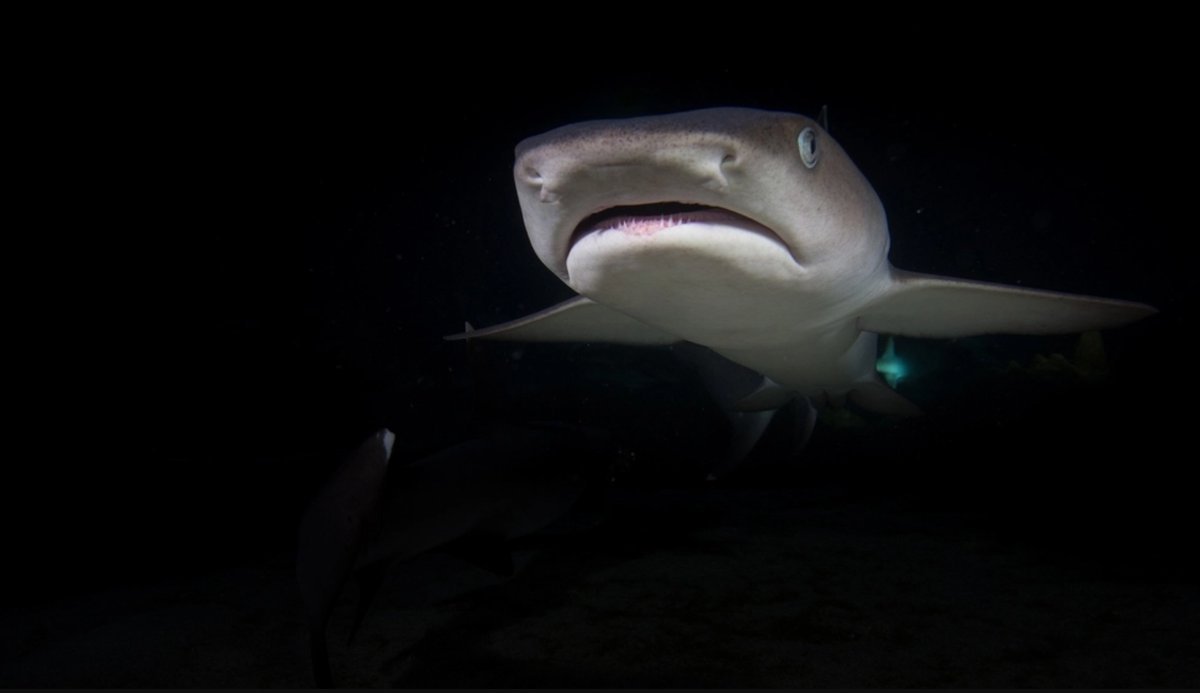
[3,484,1198,688]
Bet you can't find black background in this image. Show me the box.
[7,17,1197,686]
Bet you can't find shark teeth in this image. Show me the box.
[600,213,703,236]
[574,203,758,243]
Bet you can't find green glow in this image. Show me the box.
[875,336,909,388]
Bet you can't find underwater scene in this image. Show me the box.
[4,39,1197,688]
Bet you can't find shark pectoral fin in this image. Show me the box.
[859,270,1157,338]
[733,377,796,412]
[444,296,679,344]
[849,380,923,417]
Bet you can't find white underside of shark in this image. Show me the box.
[448,107,1154,418]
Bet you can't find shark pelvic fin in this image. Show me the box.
[848,379,923,417]
[733,377,796,412]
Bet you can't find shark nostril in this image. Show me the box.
[523,166,543,185]
[711,152,737,188]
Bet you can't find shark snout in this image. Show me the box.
[516,144,737,205]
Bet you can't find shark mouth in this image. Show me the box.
[570,202,781,250]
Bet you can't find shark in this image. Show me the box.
[296,423,611,687]
[448,107,1154,433]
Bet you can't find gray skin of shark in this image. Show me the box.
[296,424,608,687]
[448,107,1155,416]
[297,428,395,688]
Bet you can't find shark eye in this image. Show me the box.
[797,127,819,169]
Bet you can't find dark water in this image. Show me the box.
[6,34,1196,687]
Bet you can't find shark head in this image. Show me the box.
[457,107,1152,421]
[513,107,891,348]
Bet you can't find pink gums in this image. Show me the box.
[594,209,733,237]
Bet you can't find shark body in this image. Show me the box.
[450,107,1154,417]
[296,424,609,686]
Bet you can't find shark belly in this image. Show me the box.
[714,324,880,400]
